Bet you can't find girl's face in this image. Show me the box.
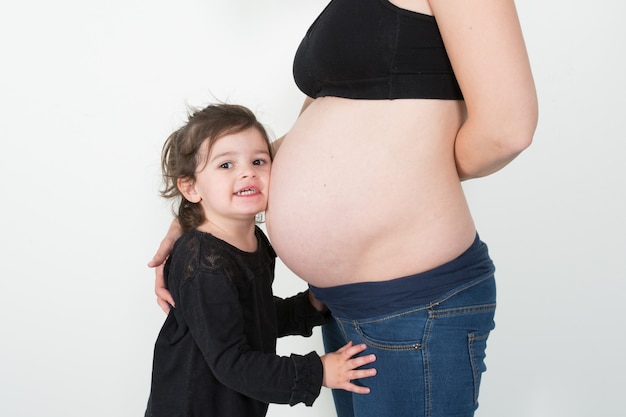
[188,127,271,227]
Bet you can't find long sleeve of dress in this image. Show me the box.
[274,290,330,338]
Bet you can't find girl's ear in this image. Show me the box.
[177,178,202,203]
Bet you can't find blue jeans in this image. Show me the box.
[323,274,496,417]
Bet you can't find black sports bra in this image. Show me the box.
[293,0,463,100]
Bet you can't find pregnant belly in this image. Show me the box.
[265,98,474,286]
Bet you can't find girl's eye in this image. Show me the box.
[219,162,233,169]
[253,159,267,166]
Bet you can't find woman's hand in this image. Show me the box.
[147,219,183,313]
[321,341,377,394]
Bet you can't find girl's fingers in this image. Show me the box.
[348,353,376,370]
[352,367,377,380]
[343,342,368,357]
[345,383,372,394]
[336,340,354,354]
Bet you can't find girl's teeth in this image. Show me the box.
[237,189,256,195]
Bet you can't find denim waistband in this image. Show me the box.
[309,234,495,319]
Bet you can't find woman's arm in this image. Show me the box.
[430,0,538,180]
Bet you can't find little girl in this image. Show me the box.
[145,103,376,417]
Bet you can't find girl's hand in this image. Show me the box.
[147,219,183,313]
[321,341,377,394]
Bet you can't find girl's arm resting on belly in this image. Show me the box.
[430,0,538,180]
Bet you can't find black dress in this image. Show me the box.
[146,227,328,417]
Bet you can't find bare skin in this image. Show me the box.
[267,97,477,287]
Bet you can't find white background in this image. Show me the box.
[1,1,625,416]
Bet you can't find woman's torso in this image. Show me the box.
[266,0,477,288]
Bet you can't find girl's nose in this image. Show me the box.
[240,165,257,178]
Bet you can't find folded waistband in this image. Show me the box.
[309,234,494,319]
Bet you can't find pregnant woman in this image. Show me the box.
[151,1,538,416]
